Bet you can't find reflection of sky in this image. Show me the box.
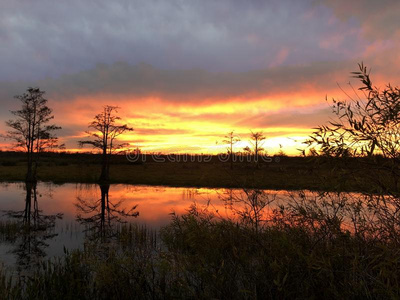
[0,182,237,269]
[0,182,287,268]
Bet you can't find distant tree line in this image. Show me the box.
[220,130,267,169]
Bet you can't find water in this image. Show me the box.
[0,182,371,272]
[0,182,254,270]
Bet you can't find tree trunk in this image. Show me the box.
[26,151,36,183]
[100,149,110,182]
[230,143,233,169]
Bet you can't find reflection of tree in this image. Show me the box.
[221,189,275,233]
[2,182,62,271]
[75,184,139,241]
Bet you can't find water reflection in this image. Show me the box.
[0,182,291,270]
[2,182,63,271]
[75,184,139,240]
[0,180,398,281]
[220,189,276,233]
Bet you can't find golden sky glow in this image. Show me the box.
[45,92,332,155]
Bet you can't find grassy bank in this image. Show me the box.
[0,151,391,192]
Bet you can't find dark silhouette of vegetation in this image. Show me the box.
[3,188,400,299]
[222,131,240,169]
[79,105,133,182]
[244,131,266,167]
[276,143,287,157]
[304,63,400,194]
[4,88,62,182]
[305,63,400,159]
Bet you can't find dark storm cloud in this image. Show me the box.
[0,0,364,82]
[0,60,352,108]
[42,60,349,101]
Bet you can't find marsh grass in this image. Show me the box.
[0,220,20,242]
[2,191,400,299]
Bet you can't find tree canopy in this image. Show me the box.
[5,87,61,181]
[79,105,133,181]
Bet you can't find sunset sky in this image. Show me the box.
[0,0,399,155]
